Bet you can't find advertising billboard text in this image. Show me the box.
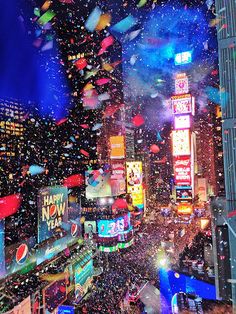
[174,157,191,186]
[110,136,125,159]
[176,187,192,200]
[43,278,67,314]
[38,186,68,243]
[110,162,126,195]
[172,129,191,156]
[172,94,192,115]
[97,213,131,238]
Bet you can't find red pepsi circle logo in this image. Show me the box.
[16,243,29,265]
[71,223,78,237]
[49,204,57,218]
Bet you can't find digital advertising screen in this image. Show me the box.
[38,186,68,243]
[126,162,143,209]
[31,290,41,314]
[43,278,67,314]
[174,51,192,65]
[74,259,94,303]
[172,129,191,156]
[0,220,5,278]
[175,73,189,95]
[85,169,112,199]
[174,115,191,130]
[177,203,193,215]
[171,94,192,115]
[13,296,31,314]
[110,135,125,159]
[84,221,97,234]
[5,236,36,276]
[110,162,126,196]
[97,213,131,238]
[176,187,192,200]
[174,156,191,186]
[58,305,75,314]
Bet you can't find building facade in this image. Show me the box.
[215,0,236,307]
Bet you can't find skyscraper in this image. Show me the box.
[215,0,236,307]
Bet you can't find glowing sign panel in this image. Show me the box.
[174,157,191,186]
[175,51,192,65]
[175,75,189,95]
[174,115,191,130]
[172,94,192,115]
[172,129,190,156]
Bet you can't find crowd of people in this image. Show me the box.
[78,207,203,314]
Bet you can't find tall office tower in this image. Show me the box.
[215,0,236,307]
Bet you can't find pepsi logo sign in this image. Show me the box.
[71,223,78,237]
[16,243,29,265]
[49,204,57,218]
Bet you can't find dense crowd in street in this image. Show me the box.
[78,207,202,314]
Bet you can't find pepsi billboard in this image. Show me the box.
[38,186,68,243]
[0,220,5,278]
[5,236,36,275]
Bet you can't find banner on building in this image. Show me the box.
[126,162,143,209]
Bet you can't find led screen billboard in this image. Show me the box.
[5,236,36,276]
[176,187,192,200]
[97,213,131,238]
[43,278,67,314]
[175,74,189,95]
[126,162,143,209]
[171,94,192,115]
[172,130,190,156]
[174,51,192,65]
[174,157,191,186]
[13,296,31,314]
[110,162,126,195]
[177,203,193,215]
[74,259,94,302]
[110,136,125,159]
[174,115,190,130]
[38,186,68,243]
[84,221,97,235]
[85,169,112,199]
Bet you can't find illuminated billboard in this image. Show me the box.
[43,278,67,314]
[174,114,191,130]
[175,74,189,95]
[85,168,112,199]
[172,94,192,115]
[97,213,131,238]
[5,236,36,275]
[174,157,191,186]
[110,162,126,195]
[13,296,31,313]
[74,259,94,302]
[38,186,68,243]
[126,162,143,209]
[84,221,97,235]
[110,136,125,159]
[176,186,192,200]
[197,178,207,202]
[177,203,193,215]
[174,51,192,65]
[172,129,191,156]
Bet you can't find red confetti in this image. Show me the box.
[56,118,67,126]
[150,144,160,153]
[63,174,84,188]
[75,58,87,70]
[0,194,22,219]
[80,149,89,157]
[132,114,145,127]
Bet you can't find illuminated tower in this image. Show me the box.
[215,0,236,307]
